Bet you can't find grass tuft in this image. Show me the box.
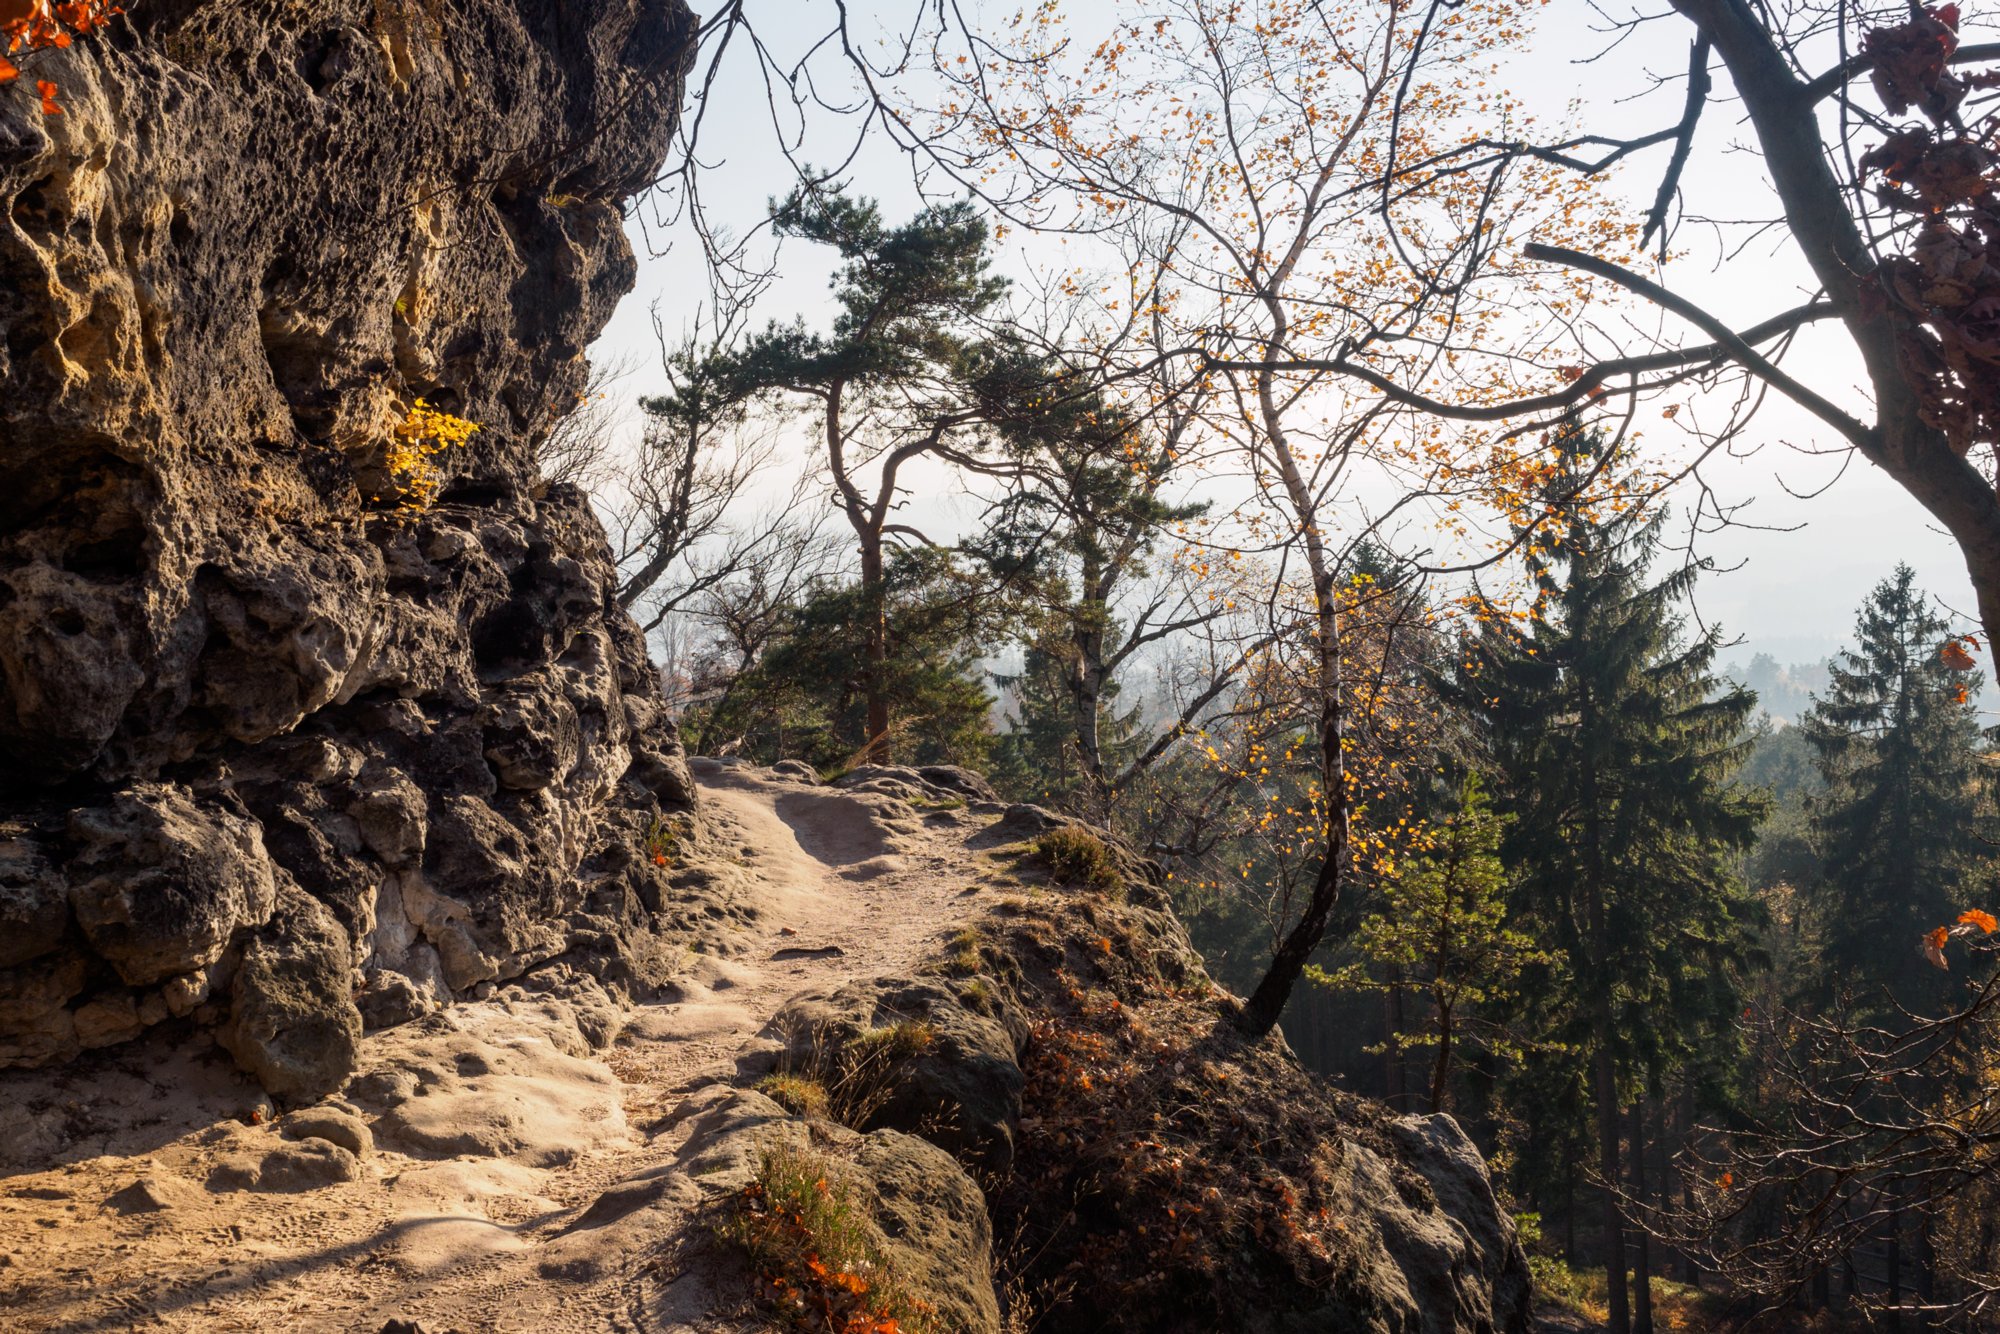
[757,1073,831,1120]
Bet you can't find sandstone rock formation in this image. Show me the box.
[0,0,699,1098]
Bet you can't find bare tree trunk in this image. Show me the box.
[1430,1002,1454,1114]
[1630,1101,1654,1334]
[1385,968,1407,1110]
[858,535,891,764]
[1595,1032,1629,1334]
[1670,0,2000,664]
[1236,561,1348,1039]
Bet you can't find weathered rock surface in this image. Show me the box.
[0,0,699,1097]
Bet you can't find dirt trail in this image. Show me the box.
[0,760,989,1333]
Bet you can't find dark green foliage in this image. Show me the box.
[1451,445,1764,1306]
[1800,563,1988,1017]
[976,369,1208,821]
[989,636,1146,810]
[688,548,1003,771]
[1457,495,1765,1094]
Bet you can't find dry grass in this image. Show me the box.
[756,1073,831,1120]
[768,1018,937,1130]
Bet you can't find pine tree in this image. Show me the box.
[1801,564,1987,1019]
[975,380,1209,823]
[1455,446,1763,1334]
[697,184,1011,762]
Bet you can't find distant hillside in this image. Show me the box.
[1723,654,1831,724]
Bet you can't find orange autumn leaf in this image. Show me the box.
[0,54,15,82]
[1717,1171,1733,1192]
[1941,637,1977,670]
[1959,908,1999,934]
[36,77,57,114]
[1923,925,1953,970]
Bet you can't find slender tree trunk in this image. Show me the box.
[1630,1101,1654,1334]
[1564,1149,1578,1263]
[1594,1027,1629,1334]
[1235,345,1348,1040]
[1679,1087,1701,1286]
[1385,967,1408,1110]
[858,535,890,763]
[1070,556,1110,822]
[1430,1001,1454,1114]
[1578,678,1628,1334]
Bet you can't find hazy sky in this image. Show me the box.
[587,1,1988,682]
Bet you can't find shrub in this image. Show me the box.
[1034,827,1122,895]
[716,1141,938,1333]
[377,398,479,511]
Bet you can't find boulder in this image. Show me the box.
[770,977,1026,1169]
[216,883,362,1102]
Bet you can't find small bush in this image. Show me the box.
[716,1141,938,1333]
[377,398,479,511]
[1034,827,1122,895]
[960,978,995,1012]
[757,1073,831,1120]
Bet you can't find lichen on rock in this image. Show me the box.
[0,0,700,1099]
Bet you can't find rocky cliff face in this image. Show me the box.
[0,0,699,1098]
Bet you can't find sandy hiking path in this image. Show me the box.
[0,760,991,1333]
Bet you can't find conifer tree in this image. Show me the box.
[977,383,1211,823]
[694,184,1012,762]
[1801,565,1987,1019]
[1455,441,1763,1334]
[1315,775,1547,1113]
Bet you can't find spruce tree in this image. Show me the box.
[1801,564,1987,1019]
[1455,446,1762,1334]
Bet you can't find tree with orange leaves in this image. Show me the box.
[908,0,1648,1041]
[1,1,122,107]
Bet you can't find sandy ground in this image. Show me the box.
[0,760,987,1333]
